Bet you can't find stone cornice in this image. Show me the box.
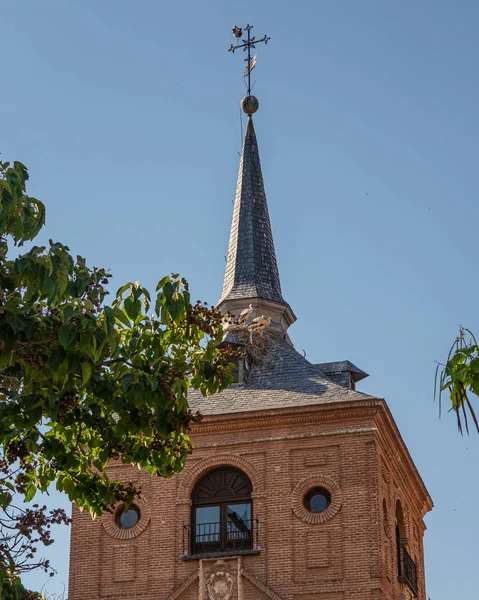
[190,399,383,434]
[193,427,377,449]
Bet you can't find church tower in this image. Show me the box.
[68,26,432,600]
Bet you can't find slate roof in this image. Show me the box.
[314,361,369,382]
[188,335,374,416]
[219,116,286,306]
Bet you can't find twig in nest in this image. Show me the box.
[227,325,270,366]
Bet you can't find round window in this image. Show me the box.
[116,504,141,529]
[304,487,331,514]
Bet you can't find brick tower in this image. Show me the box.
[68,83,432,600]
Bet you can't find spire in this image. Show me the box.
[219,24,295,338]
[219,116,282,303]
[218,112,296,336]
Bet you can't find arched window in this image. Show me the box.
[396,501,418,595]
[191,467,253,555]
[395,500,406,576]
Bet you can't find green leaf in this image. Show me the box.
[122,374,133,392]
[24,438,39,453]
[41,271,57,298]
[113,306,131,327]
[124,296,141,321]
[77,274,86,296]
[82,362,92,386]
[156,275,170,291]
[163,281,174,302]
[5,312,28,333]
[0,490,12,509]
[136,446,150,462]
[116,282,131,296]
[112,395,125,412]
[167,296,185,322]
[14,256,29,274]
[24,481,37,503]
[58,325,76,349]
[63,304,75,322]
[57,267,68,296]
[55,358,70,381]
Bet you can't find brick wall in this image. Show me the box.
[68,400,431,600]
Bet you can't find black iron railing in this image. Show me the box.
[398,545,418,596]
[183,518,259,557]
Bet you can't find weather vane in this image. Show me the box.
[229,24,270,100]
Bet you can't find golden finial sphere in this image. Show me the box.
[240,95,259,115]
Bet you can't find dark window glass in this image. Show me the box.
[227,503,251,523]
[117,505,140,529]
[227,503,252,542]
[304,488,331,514]
[196,505,220,524]
[195,506,220,543]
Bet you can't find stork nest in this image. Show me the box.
[227,324,270,366]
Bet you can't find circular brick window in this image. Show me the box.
[103,496,150,540]
[116,504,141,529]
[292,475,341,524]
[304,487,331,514]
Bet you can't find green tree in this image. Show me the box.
[0,458,71,600]
[437,327,479,434]
[0,160,232,597]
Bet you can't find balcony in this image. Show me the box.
[398,545,418,596]
[182,518,260,560]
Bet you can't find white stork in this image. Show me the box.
[248,315,272,330]
[237,304,253,324]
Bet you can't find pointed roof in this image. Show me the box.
[219,116,286,306]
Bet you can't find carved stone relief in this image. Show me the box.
[206,561,234,600]
[168,556,285,600]
[203,559,235,600]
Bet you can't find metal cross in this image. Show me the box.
[229,24,270,96]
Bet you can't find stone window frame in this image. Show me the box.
[102,495,151,540]
[292,474,341,524]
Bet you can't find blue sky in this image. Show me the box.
[2,1,479,598]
